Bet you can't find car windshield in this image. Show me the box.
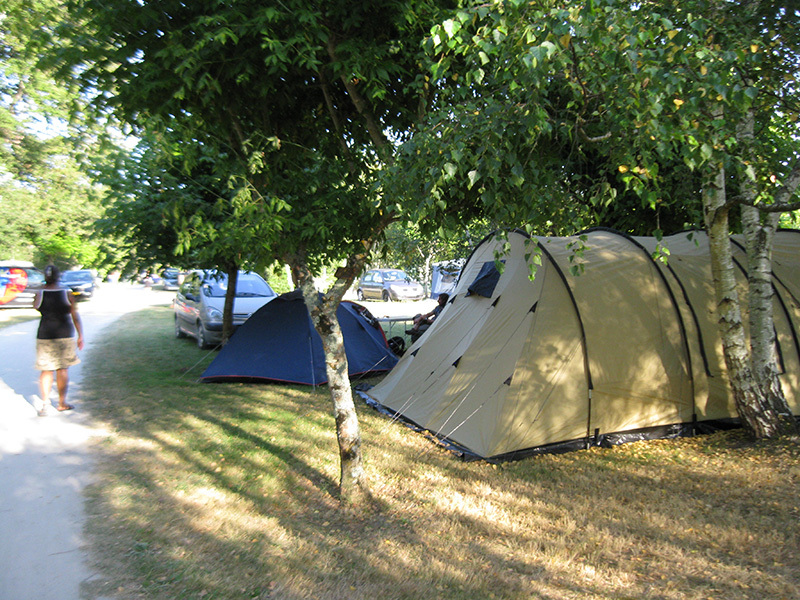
[61,271,93,283]
[26,270,45,285]
[202,273,274,298]
[382,270,409,282]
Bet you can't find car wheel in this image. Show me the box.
[197,322,211,349]
[382,289,391,302]
[174,316,186,338]
[357,289,364,301]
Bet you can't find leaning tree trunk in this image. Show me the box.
[291,257,372,505]
[704,163,787,438]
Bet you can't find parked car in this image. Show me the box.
[138,271,162,288]
[161,268,180,291]
[174,270,277,348]
[0,261,45,308]
[357,268,425,302]
[60,269,97,300]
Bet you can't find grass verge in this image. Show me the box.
[81,306,800,600]
[0,307,38,329]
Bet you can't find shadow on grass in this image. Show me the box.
[80,307,800,600]
[195,408,340,499]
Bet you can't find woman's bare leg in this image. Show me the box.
[56,368,71,410]
[39,370,54,412]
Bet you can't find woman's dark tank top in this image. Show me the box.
[37,289,75,339]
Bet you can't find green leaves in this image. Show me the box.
[523,40,558,68]
[408,0,797,238]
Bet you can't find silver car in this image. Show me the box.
[357,268,425,302]
[174,270,276,348]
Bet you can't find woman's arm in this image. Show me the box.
[68,295,85,350]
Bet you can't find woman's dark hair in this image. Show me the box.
[44,265,60,285]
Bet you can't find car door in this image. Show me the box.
[175,274,201,333]
[367,271,384,299]
[358,271,374,299]
[359,271,372,299]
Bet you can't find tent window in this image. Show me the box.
[467,260,504,298]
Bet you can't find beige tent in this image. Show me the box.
[362,228,800,460]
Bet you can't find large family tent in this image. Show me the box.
[201,290,398,385]
[362,228,800,460]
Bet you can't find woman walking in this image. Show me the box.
[34,265,84,415]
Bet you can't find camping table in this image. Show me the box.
[377,316,416,340]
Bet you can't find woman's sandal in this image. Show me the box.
[56,404,75,412]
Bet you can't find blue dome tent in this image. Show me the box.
[201,290,398,385]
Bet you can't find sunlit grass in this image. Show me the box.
[81,306,800,600]
[0,307,38,329]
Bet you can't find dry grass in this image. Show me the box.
[0,307,38,328]
[81,306,800,600]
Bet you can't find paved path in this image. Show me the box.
[0,284,173,600]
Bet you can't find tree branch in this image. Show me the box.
[730,158,800,213]
[326,34,393,165]
[775,158,800,206]
[318,70,359,177]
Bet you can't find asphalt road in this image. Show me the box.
[0,283,173,600]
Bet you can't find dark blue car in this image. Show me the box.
[60,269,97,300]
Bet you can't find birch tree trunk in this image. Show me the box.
[704,163,787,438]
[738,111,797,435]
[741,206,798,435]
[291,256,372,505]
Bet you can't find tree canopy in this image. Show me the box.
[50,1,465,271]
[0,0,108,268]
[390,0,799,239]
[48,0,467,501]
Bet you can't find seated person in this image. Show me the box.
[406,293,449,342]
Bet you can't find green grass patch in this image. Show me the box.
[0,307,38,329]
[81,306,800,600]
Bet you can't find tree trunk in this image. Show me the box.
[703,163,786,438]
[737,109,797,435]
[741,206,798,435]
[291,257,372,505]
[222,263,239,346]
[285,263,295,290]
